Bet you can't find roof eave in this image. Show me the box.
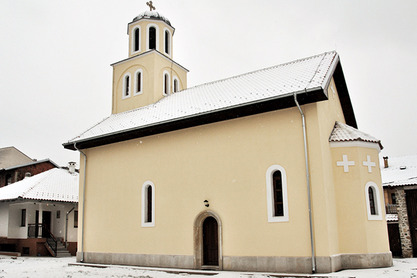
[63,87,327,151]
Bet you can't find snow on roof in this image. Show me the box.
[1,158,59,171]
[67,51,339,144]
[0,168,79,202]
[386,214,398,222]
[131,11,171,27]
[329,121,383,149]
[382,154,417,187]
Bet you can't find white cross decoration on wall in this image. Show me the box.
[337,155,355,173]
[363,155,376,173]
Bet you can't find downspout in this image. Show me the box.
[293,93,316,273]
[74,143,87,263]
[65,207,75,247]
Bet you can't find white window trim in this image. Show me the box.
[163,27,171,57]
[266,165,289,222]
[163,70,170,96]
[365,181,383,220]
[122,73,131,99]
[131,26,141,55]
[134,69,143,96]
[141,181,155,227]
[146,23,159,51]
[172,76,180,93]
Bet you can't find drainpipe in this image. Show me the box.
[65,207,75,247]
[74,143,87,263]
[293,93,316,273]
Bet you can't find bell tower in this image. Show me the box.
[111,5,188,114]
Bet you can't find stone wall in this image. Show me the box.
[396,187,413,257]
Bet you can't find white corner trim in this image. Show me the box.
[365,181,383,221]
[266,165,289,222]
[336,155,355,173]
[141,180,155,227]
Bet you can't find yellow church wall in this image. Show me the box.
[78,106,329,258]
[331,146,390,254]
[111,51,187,114]
[303,78,347,258]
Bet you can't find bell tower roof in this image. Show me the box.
[131,11,172,27]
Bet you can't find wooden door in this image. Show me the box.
[406,190,417,256]
[387,223,402,257]
[42,211,52,238]
[203,217,219,266]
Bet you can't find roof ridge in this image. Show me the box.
[20,169,56,198]
[185,51,337,91]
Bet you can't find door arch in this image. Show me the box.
[193,210,223,270]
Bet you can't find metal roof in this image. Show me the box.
[329,121,383,149]
[0,168,79,203]
[65,51,348,150]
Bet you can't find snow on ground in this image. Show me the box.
[1,256,417,278]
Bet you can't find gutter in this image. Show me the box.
[294,93,316,273]
[74,143,87,263]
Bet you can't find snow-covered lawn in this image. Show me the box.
[1,256,417,278]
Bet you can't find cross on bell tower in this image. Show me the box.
[146,1,155,11]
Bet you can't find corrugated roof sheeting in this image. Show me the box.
[67,51,338,144]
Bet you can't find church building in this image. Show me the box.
[63,9,392,274]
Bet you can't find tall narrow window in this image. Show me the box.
[164,30,170,54]
[365,182,382,220]
[134,69,143,95]
[149,27,156,50]
[134,28,140,52]
[163,72,170,96]
[123,73,131,98]
[21,209,26,227]
[273,171,284,217]
[368,187,376,215]
[266,165,289,222]
[146,186,152,223]
[142,181,155,227]
[173,77,179,93]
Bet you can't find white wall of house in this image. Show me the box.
[7,201,78,242]
[0,203,9,237]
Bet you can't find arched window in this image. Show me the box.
[149,26,156,50]
[123,73,131,98]
[134,69,143,95]
[173,76,179,93]
[133,27,140,52]
[266,165,289,222]
[141,181,155,227]
[164,29,170,55]
[365,182,382,220]
[163,71,170,96]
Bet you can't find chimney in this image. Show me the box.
[383,156,389,168]
[68,162,76,174]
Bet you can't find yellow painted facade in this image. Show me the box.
[71,11,391,274]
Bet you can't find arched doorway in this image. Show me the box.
[203,217,218,266]
[193,210,223,270]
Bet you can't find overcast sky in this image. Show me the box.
[0,0,416,167]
